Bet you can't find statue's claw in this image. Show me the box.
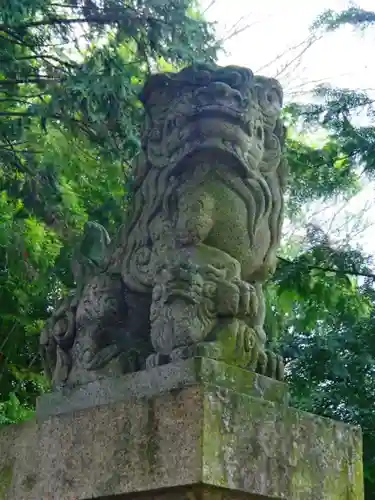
[145,352,170,370]
[232,279,258,318]
[256,349,284,381]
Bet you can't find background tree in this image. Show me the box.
[269,6,375,498]
[2,2,375,497]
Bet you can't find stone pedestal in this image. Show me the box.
[0,358,364,499]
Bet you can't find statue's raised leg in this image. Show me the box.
[68,272,152,386]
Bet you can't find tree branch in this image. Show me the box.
[277,256,375,280]
[0,77,59,85]
[0,146,42,153]
[0,12,138,31]
[0,133,34,175]
[0,111,38,117]
[0,97,37,105]
[0,54,76,68]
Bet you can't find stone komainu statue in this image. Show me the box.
[41,65,289,389]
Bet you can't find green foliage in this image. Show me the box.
[265,225,375,496]
[285,134,360,213]
[276,9,375,495]
[266,225,372,345]
[1,2,375,497]
[312,6,375,32]
[286,87,375,177]
[272,272,375,497]
[0,393,35,425]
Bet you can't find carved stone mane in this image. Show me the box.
[122,66,287,291]
[41,64,289,389]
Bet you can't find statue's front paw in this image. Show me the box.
[216,279,258,318]
[83,344,121,371]
[214,319,260,369]
[145,352,170,370]
[233,279,258,318]
[150,299,217,355]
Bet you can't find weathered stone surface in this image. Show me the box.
[40,220,115,389]
[36,357,289,421]
[0,365,363,499]
[202,388,363,499]
[41,64,289,390]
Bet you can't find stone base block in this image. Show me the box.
[0,358,364,499]
[36,357,289,421]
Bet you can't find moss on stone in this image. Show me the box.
[0,358,364,499]
[96,471,122,497]
[22,474,37,492]
[201,385,364,499]
[145,398,160,474]
[202,390,227,488]
[0,463,14,499]
[193,357,289,405]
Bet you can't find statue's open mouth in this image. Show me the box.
[171,105,259,177]
[149,103,261,175]
[179,105,253,151]
[186,106,251,136]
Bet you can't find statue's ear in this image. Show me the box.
[274,120,289,189]
[130,150,149,186]
[277,156,290,190]
[274,119,287,149]
[138,74,171,107]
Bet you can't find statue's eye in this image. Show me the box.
[266,90,282,109]
[149,127,162,141]
[166,117,177,135]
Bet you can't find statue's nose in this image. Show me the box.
[196,81,244,105]
[207,81,233,96]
